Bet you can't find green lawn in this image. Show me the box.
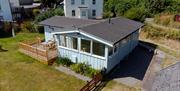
[0,33,85,91]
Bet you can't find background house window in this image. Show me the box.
[92,0,96,5]
[81,11,86,16]
[81,0,85,5]
[67,37,78,50]
[59,35,67,47]
[81,39,90,53]
[92,10,96,16]
[72,10,76,16]
[93,41,105,57]
[71,0,75,5]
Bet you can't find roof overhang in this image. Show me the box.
[51,30,114,47]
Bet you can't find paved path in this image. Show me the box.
[55,66,91,81]
[142,50,165,91]
[107,46,155,87]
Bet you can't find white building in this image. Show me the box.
[64,0,103,19]
[0,0,13,21]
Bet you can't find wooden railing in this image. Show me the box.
[19,42,48,57]
[18,39,57,64]
[80,73,103,91]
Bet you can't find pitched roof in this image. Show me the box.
[40,16,102,29]
[152,62,180,91]
[40,16,144,44]
[81,17,144,44]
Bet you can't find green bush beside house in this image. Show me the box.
[56,57,100,77]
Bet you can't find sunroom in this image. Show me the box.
[53,31,110,70]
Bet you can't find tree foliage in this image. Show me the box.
[104,0,180,21]
[35,8,64,23]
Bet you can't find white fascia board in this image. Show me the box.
[51,30,113,47]
[78,30,113,47]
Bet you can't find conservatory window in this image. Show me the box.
[67,37,78,50]
[81,39,91,53]
[93,41,105,57]
[59,35,67,47]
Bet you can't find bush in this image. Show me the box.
[70,63,100,77]
[142,25,180,40]
[21,21,36,32]
[124,6,149,22]
[33,9,41,17]
[56,57,73,67]
[35,8,64,23]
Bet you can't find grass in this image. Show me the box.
[0,33,85,91]
[102,81,139,91]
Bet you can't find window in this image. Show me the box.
[81,39,91,53]
[108,47,113,56]
[81,11,86,16]
[59,35,67,47]
[92,10,96,16]
[71,0,75,5]
[93,41,105,57]
[72,10,76,16]
[81,0,85,5]
[67,37,78,50]
[92,0,96,5]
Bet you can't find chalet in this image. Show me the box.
[40,0,143,72]
[40,16,143,72]
[19,0,144,73]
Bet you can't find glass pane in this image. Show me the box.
[81,39,90,53]
[108,47,113,56]
[67,37,78,50]
[72,37,78,49]
[93,41,105,57]
[60,35,66,47]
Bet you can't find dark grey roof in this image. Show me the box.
[81,17,144,44]
[40,16,101,29]
[152,62,180,91]
[40,16,144,44]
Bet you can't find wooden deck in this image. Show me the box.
[19,39,57,64]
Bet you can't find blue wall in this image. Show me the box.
[44,26,140,72]
[107,30,139,72]
[58,47,107,70]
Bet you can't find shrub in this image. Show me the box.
[21,21,36,32]
[35,8,64,23]
[33,9,41,16]
[70,63,100,77]
[142,25,180,40]
[56,57,73,67]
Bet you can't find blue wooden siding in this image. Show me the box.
[44,26,54,42]
[44,25,140,72]
[107,30,139,72]
[58,47,107,70]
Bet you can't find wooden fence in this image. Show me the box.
[19,40,57,64]
[80,73,103,91]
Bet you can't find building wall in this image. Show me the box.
[9,0,20,6]
[58,47,107,70]
[107,30,139,72]
[0,0,13,21]
[64,0,103,19]
[44,26,140,72]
